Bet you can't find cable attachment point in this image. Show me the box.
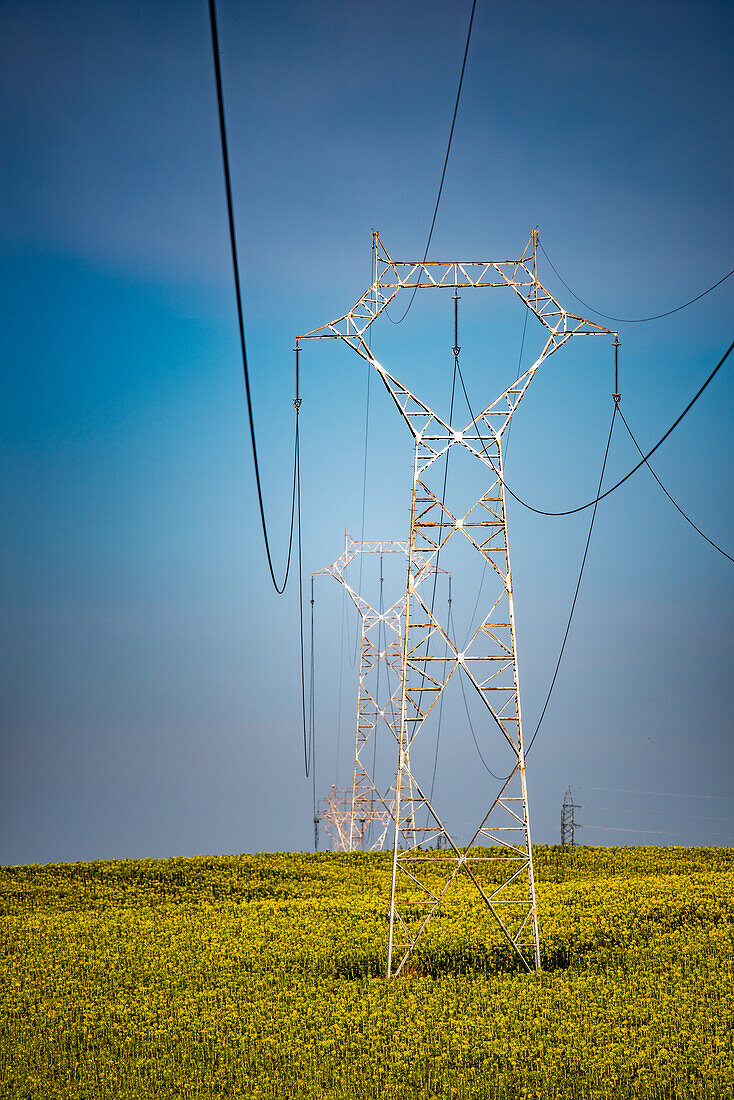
[294,341,302,410]
[613,334,621,406]
[452,290,461,362]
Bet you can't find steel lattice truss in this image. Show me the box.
[300,232,615,977]
[314,531,445,852]
[315,785,373,852]
[561,785,580,846]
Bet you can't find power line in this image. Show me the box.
[582,824,730,841]
[423,297,461,801]
[298,447,312,776]
[448,306,533,781]
[308,577,316,795]
[455,611,509,782]
[351,361,372,667]
[580,804,734,825]
[502,308,529,462]
[371,555,385,801]
[617,405,733,563]
[208,0,299,594]
[428,595,450,802]
[524,405,617,757]
[334,587,347,787]
[498,337,734,517]
[575,784,734,802]
[387,0,477,325]
[538,239,734,324]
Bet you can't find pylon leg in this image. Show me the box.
[388,434,540,978]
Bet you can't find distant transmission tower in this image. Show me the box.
[313,531,446,851]
[315,784,369,851]
[299,231,616,977]
[560,786,580,846]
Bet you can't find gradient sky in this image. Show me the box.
[2,0,733,865]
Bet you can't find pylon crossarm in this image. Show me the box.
[298,233,615,357]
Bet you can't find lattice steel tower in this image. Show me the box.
[561,786,580,846]
[299,231,615,977]
[313,530,446,852]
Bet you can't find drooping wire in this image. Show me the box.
[524,405,617,758]
[363,554,387,849]
[308,579,317,798]
[460,307,528,649]
[494,337,734,517]
[617,406,733,563]
[371,556,385,787]
[208,0,299,594]
[334,587,347,787]
[350,246,377,667]
[446,582,510,782]
[349,363,372,669]
[298,446,313,777]
[502,306,528,461]
[462,564,487,650]
[569,802,734,825]
[422,295,461,805]
[387,0,477,325]
[428,297,533,788]
[538,239,734,324]
[429,577,452,803]
[576,784,734,802]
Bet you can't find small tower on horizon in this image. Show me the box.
[561,786,580,846]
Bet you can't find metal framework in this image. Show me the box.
[561,785,580,846]
[299,231,615,977]
[315,785,369,852]
[313,530,445,851]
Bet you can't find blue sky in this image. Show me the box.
[1,0,733,863]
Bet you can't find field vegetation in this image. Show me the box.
[1,846,732,1098]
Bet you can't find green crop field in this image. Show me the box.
[1,847,732,1099]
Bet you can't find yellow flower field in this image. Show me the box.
[1,847,732,1098]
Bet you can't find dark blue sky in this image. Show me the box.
[2,0,733,864]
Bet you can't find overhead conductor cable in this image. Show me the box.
[208,0,301,595]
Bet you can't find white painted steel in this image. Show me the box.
[300,233,616,978]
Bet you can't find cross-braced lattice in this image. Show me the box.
[299,231,616,977]
[314,531,445,851]
[561,786,580,846]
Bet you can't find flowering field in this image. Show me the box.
[1,846,732,1099]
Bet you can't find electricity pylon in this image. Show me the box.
[561,786,580,846]
[314,530,446,851]
[315,784,370,852]
[299,231,616,977]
